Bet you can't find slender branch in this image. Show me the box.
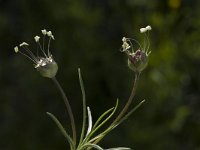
[111,72,140,125]
[52,77,77,147]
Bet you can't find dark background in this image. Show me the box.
[0,0,200,149]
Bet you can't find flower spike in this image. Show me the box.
[121,25,152,73]
[14,29,58,78]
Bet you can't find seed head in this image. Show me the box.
[128,49,148,72]
[36,57,58,78]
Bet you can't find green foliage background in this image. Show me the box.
[0,0,200,149]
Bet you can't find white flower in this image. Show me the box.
[34,36,40,42]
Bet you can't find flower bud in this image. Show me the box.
[128,50,148,73]
[36,58,58,78]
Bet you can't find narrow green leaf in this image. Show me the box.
[92,99,118,132]
[86,107,93,136]
[106,147,131,150]
[46,112,74,148]
[117,100,145,126]
[93,107,114,129]
[88,100,145,144]
[78,68,87,145]
[88,125,115,143]
[82,143,104,150]
[85,99,118,142]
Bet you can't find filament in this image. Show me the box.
[22,46,38,62]
[37,41,48,58]
[18,50,37,64]
[47,37,52,57]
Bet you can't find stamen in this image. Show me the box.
[146,25,152,31]
[41,29,47,35]
[43,34,45,53]
[18,50,37,64]
[15,46,37,63]
[22,46,38,62]
[37,41,48,58]
[15,29,56,69]
[126,38,143,50]
[143,33,147,51]
[34,36,40,43]
[36,43,39,57]
[19,42,29,47]
[47,31,52,37]
[140,28,147,33]
[144,31,150,53]
[126,39,135,53]
[47,37,52,57]
[140,25,152,52]
[14,46,19,53]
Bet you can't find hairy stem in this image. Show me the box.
[52,77,77,147]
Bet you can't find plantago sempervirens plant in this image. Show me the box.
[14,25,152,150]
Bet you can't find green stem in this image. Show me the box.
[111,72,140,125]
[52,77,77,147]
[92,72,140,145]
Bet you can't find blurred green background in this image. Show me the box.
[1,0,200,149]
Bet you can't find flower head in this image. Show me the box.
[14,29,58,78]
[121,25,152,73]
